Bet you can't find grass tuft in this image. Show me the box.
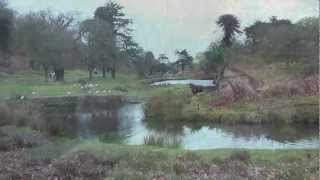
[144,134,181,148]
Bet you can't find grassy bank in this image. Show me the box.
[145,87,319,124]
[192,95,319,124]
[68,140,318,167]
[26,139,319,179]
[1,125,315,164]
[0,125,318,179]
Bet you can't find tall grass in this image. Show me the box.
[0,103,12,126]
[0,102,44,130]
[143,133,181,148]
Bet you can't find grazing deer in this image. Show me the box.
[189,84,204,95]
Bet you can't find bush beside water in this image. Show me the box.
[0,101,73,136]
[0,102,44,129]
[145,87,193,122]
[145,87,319,124]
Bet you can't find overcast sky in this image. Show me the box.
[8,0,319,60]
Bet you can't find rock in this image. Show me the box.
[78,79,87,86]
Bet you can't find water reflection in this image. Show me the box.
[213,124,318,143]
[42,103,319,150]
[42,102,120,138]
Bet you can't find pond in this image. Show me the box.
[151,79,216,87]
[43,103,319,150]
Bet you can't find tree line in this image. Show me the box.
[0,0,318,82]
[199,14,319,88]
[0,0,177,81]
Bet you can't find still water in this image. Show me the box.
[44,103,319,150]
[151,80,216,87]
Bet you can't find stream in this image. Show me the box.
[43,103,319,150]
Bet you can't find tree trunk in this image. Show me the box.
[111,68,116,79]
[89,69,93,81]
[88,64,94,81]
[102,65,106,78]
[43,65,49,82]
[111,63,116,79]
[216,64,227,93]
[54,67,64,81]
[220,64,227,79]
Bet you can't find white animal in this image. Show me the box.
[88,84,94,88]
[49,71,56,80]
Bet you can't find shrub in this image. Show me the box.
[181,93,213,121]
[285,62,318,77]
[0,126,49,151]
[13,103,44,130]
[13,107,30,127]
[145,88,192,122]
[107,168,147,180]
[181,105,201,121]
[0,102,44,131]
[229,151,251,163]
[78,79,87,86]
[178,151,201,162]
[119,150,172,173]
[293,104,319,124]
[0,103,12,126]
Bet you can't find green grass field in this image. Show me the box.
[0,70,168,100]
